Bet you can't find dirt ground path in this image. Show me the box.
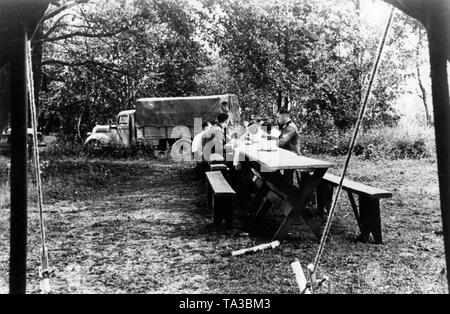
[1,161,255,293]
[0,157,449,293]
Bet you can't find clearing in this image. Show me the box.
[0,155,448,293]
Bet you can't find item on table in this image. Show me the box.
[270,128,281,138]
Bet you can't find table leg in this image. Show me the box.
[263,168,327,241]
[247,182,270,214]
[254,196,272,219]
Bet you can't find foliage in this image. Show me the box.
[300,126,433,160]
[36,0,429,143]
[41,137,155,160]
[39,0,209,138]
[41,137,87,158]
[200,0,413,132]
[85,142,156,159]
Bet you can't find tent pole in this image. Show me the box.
[427,11,450,289]
[9,21,28,294]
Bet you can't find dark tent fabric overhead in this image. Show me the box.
[0,0,50,67]
[383,0,450,61]
[0,0,51,134]
[0,64,10,134]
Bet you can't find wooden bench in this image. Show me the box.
[200,153,226,184]
[317,173,392,244]
[205,171,236,228]
[207,163,228,172]
[199,161,228,184]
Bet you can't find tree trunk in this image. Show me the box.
[31,23,44,128]
[416,29,431,125]
[417,64,431,125]
[277,90,282,110]
[77,107,86,141]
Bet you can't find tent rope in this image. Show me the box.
[311,6,396,276]
[26,40,51,293]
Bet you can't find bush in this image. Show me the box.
[389,138,430,159]
[41,137,86,158]
[357,127,432,160]
[300,132,338,155]
[85,141,155,159]
[41,137,156,160]
[300,126,434,160]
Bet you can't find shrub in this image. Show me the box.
[85,141,155,159]
[41,137,156,160]
[389,138,430,159]
[300,126,434,160]
[41,137,86,158]
[357,127,432,160]
[300,132,332,155]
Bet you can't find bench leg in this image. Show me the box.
[200,161,208,185]
[316,181,333,216]
[221,195,234,229]
[207,183,212,211]
[347,191,363,234]
[359,196,382,244]
[297,171,316,215]
[212,195,234,228]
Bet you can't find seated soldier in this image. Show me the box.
[202,112,229,162]
[192,120,211,161]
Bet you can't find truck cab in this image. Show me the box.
[84,110,135,148]
[115,110,137,147]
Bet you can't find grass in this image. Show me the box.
[0,152,448,294]
[0,156,9,210]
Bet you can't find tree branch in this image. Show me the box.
[43,0,89,22]
[42,59,129,75]
[30,0,90,42]
[37,28,128,43]
[43,13,73,39]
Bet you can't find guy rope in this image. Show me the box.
[292,6,396,294]
[26,40,52,294]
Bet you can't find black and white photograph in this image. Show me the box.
[0,0,450,297]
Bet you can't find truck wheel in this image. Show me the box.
[170,138,192,161]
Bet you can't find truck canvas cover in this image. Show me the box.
[135,94,240,128]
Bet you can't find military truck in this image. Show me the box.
[84,94,241,151]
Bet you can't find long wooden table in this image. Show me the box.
[232,143,333,240]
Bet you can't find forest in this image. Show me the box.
[9,0,430,158]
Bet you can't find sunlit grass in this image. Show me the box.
[0,181,9,210]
